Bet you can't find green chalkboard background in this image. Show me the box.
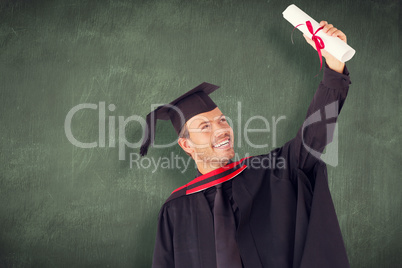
[1,0,400,267]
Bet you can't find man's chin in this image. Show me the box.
[208,160,229,169]
[213,151,235,165]
[213,145,234,154]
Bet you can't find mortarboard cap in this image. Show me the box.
[140,82,220,156]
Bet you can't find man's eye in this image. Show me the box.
[220,118,228,124]
[201,124,210,130]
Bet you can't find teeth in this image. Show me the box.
[214,139,229,148]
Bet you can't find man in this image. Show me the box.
[141,21,352,267]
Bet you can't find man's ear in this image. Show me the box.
[178,137,194,157]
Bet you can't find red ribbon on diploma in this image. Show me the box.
[292,21,325,72]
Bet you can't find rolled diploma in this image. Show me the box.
[282,4,355,63]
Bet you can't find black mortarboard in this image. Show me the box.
[139,82,220,156]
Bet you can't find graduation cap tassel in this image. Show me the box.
[140,112,156,156]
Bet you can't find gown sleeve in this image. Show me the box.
[280,64,352,267]
[152,205,175,268]
[289,63,351,175]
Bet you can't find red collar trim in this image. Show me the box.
[172,156,251,194]
[186,165,247,194]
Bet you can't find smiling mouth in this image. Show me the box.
[213,138,231,149]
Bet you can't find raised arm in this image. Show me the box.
[291,21,352,174]
[292,63,351,175]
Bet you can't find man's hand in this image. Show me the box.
[303,21,346,73]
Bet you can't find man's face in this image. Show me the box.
[185,107,235,166]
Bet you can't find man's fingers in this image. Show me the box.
[331,29,342,36]
[332,29,346,40]
[305,21,348,47]
[318,21,347,43]
[334,30,347,42]
[323,24,334,33]
[327,27,338,36]
[325,28,347,43]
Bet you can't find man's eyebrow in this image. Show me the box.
[196,114,225,128]
[197,120,210,128]
[217,114,225,120]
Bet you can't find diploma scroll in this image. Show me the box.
[282,4,356,63]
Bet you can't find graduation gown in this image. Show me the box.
[152,64,352,268]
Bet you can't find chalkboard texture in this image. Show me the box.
[0,0,400,267]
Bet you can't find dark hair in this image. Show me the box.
[178,124,192,157]
[179,124,190,139]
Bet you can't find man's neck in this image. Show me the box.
[196,159,231,175]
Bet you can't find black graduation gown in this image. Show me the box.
[152,64,351,268]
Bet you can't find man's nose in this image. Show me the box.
[212,123,230,138]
